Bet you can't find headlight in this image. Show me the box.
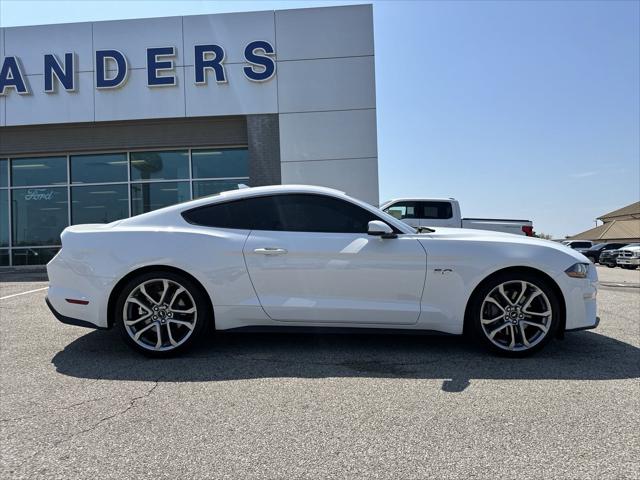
[633,251,640,258]
[565,263,590,278]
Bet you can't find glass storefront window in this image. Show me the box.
[71,184,129,225]
[131,181,190,216]
[0,189,8,247]
[193,180,249,199]
[1,146,250,266]
[11,247,60,266]
[71,153,128,184]
[191,148,249,179]
[130,150,189,181]
[11,187,68,246]
[11,156,67,187]
[0,159,8,187]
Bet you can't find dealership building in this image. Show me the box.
[0,4,378,266]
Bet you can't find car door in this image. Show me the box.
[242,194,427,325]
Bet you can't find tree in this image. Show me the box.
[534,232,554,240]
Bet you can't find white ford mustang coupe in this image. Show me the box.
[46,185,599,357]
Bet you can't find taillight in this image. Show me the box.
[66,298,89,305]
[522,226,534,236]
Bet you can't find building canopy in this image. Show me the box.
[569,201,640,242]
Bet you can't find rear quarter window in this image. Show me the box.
[420,201,453,219]
[181,199,251,229]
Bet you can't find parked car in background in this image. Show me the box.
[599,249,622,268]
[562,240,593,251]
[616,244,640,269]
[380,198,533,236]
[582,242,629,263]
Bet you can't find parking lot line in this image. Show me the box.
[0,286,48,301]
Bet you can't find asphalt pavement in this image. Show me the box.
[0,266,638,479]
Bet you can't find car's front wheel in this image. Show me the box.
[115,271,210,357]
[469,272,560,357]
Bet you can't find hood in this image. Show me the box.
[619,245,640,253]
[418,227,591,262]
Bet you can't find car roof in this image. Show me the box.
[137,184,349,216]
[381,198,457,206]
[118,184,416,234]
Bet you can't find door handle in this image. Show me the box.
[254,247,288,255]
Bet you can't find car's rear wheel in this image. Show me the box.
[115,271,209,357]
[469,272,560,357]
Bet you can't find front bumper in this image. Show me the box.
[617,257,640,266]
[566,316,600,332]
[45,296,107,330]
[599,258,616,266]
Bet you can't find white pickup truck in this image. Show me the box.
[380,198,534,236]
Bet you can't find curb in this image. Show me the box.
[0,267,48,282]
[599,282,640,289]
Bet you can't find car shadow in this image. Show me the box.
[51,330,640,392]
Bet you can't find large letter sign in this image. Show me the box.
[194,45,226,84]
[95,50,128,89]
[147,47,177,87]
[44,53,75,93]
[243,41,276,82]
[3,40,277,95]
[0,57,29,95]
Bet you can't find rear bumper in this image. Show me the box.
[45,296,108,330]
[46,250,113,329]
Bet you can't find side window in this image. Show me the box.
[271,194,383,233]
[183,193,395,234]
[384,201,420,220]
[420,201,453,219]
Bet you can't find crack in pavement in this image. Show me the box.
[9,379,161,473]
[0,396,110,424]
[55,380,161,445]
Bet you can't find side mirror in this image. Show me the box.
[368,220,397,239]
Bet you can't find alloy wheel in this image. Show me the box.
[480,280,553,352]
[123,278,198,352]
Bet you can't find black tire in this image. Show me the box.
[115,270,211,357]
[468,271,561,357]
[606,263,616,268]
[621,265,636,270]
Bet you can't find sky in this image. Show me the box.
[1,0,638,238]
